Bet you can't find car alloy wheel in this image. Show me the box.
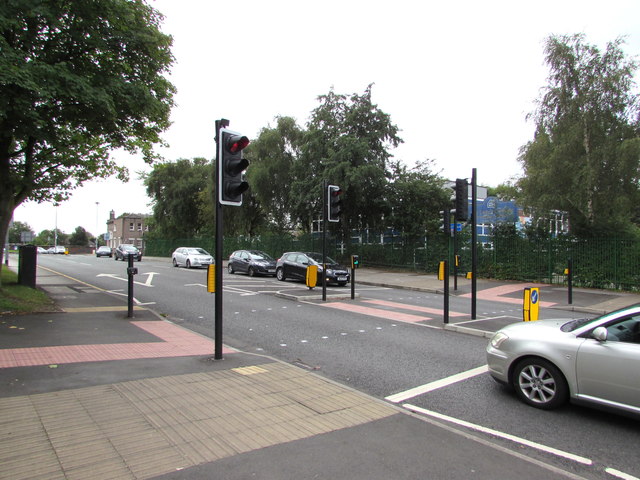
[228,264,234,274]
[186,260,191,269]
[512,358,568,410]
[276,268,286,281]
[248,267,255,277]
[173,258,178,267]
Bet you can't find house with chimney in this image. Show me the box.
[105,210,151,251]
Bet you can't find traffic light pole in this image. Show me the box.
[443,209,450,324]
[322,180,328,301]
[213,118,229,360]
[471,168,477,320]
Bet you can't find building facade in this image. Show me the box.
[105,211,150,251]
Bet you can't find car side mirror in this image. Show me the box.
[592,326,608,342]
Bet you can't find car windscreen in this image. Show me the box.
[561,305,640,332]
[307,253,336,264]
[187,248,208,255]
[250,252,273,260]
[122,246,138,252]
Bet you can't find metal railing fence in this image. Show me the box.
[145,232,640,292]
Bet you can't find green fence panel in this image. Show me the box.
[145,232,640,292]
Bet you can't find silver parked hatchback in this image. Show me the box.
[487,304,640,414]
[172,247,213,269]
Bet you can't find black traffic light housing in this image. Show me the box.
[351,255,360,269]
[454,178,468,221]
[327,184,342,222]
[219,128,250,206]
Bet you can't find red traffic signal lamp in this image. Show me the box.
[327,184,342,222]
[219,128,250,206]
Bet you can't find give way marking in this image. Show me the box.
[97,272,159,287]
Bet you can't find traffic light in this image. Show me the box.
[454,178,468,221]
[327,184,342,222]
[351,255,360,269]
[219,128,250,206]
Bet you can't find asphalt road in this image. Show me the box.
[31,253,640,479]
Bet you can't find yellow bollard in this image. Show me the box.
[207,264,215,293]
[306,265,318,289]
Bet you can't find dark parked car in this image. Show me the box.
[228,250,276,277]
[96,246,112,258]
[276,252,350,286]
[114,244,142,261]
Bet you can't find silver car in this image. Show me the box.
[487,304,640,414]
[172,247,213,269]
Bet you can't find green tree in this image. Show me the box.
[68,226,89,246]
[34,229,68,246]
[290,85,402,236]
[518,34,640,236]
[144,158,210,239]
[0,0,175,277]
[487,181,521,202]
[387,160,450,238]
[247,116,303,231]
[8,221,34,243]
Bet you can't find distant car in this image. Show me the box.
[486,304,640,414]
[114,244,142,261]
[96,246,112,258]
[37,247,48,254]
[48,246,66,254]
[276,252,350,286]
[228,250,276,277]
[172,247,213,269]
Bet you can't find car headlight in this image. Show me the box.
[326,269,334,275]
[490,332,509,349]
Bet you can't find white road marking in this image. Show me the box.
[97,273,155,287]
[453,315,516,325]
[385,365,489,403]
[606,468,640,480]
[404,404,593,466]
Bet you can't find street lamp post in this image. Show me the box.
[54,203,58,247]
[95,202,100,248]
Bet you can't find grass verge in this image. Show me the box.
[0,267,57,314]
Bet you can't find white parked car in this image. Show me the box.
[172,247,213,269]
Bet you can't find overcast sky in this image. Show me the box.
[13,0,640,237]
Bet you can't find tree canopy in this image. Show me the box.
[518,34,640,236]
[0,0,175,272]
[145,86,451,241]
[68,226,90,246]
[8,221,34,243]
[143,158,210,239]
[291,85,403,236]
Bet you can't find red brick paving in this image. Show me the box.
[0,321,233,368]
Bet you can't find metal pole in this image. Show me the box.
[127,254,134,318]
[351,266,355,300]
[453,213,458,291]
[95,202,99,248]
[322,180,327,301]
[443,209,450,324]
[214,118,229,359]
[471,168,477,320]
[567,257,573,305]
